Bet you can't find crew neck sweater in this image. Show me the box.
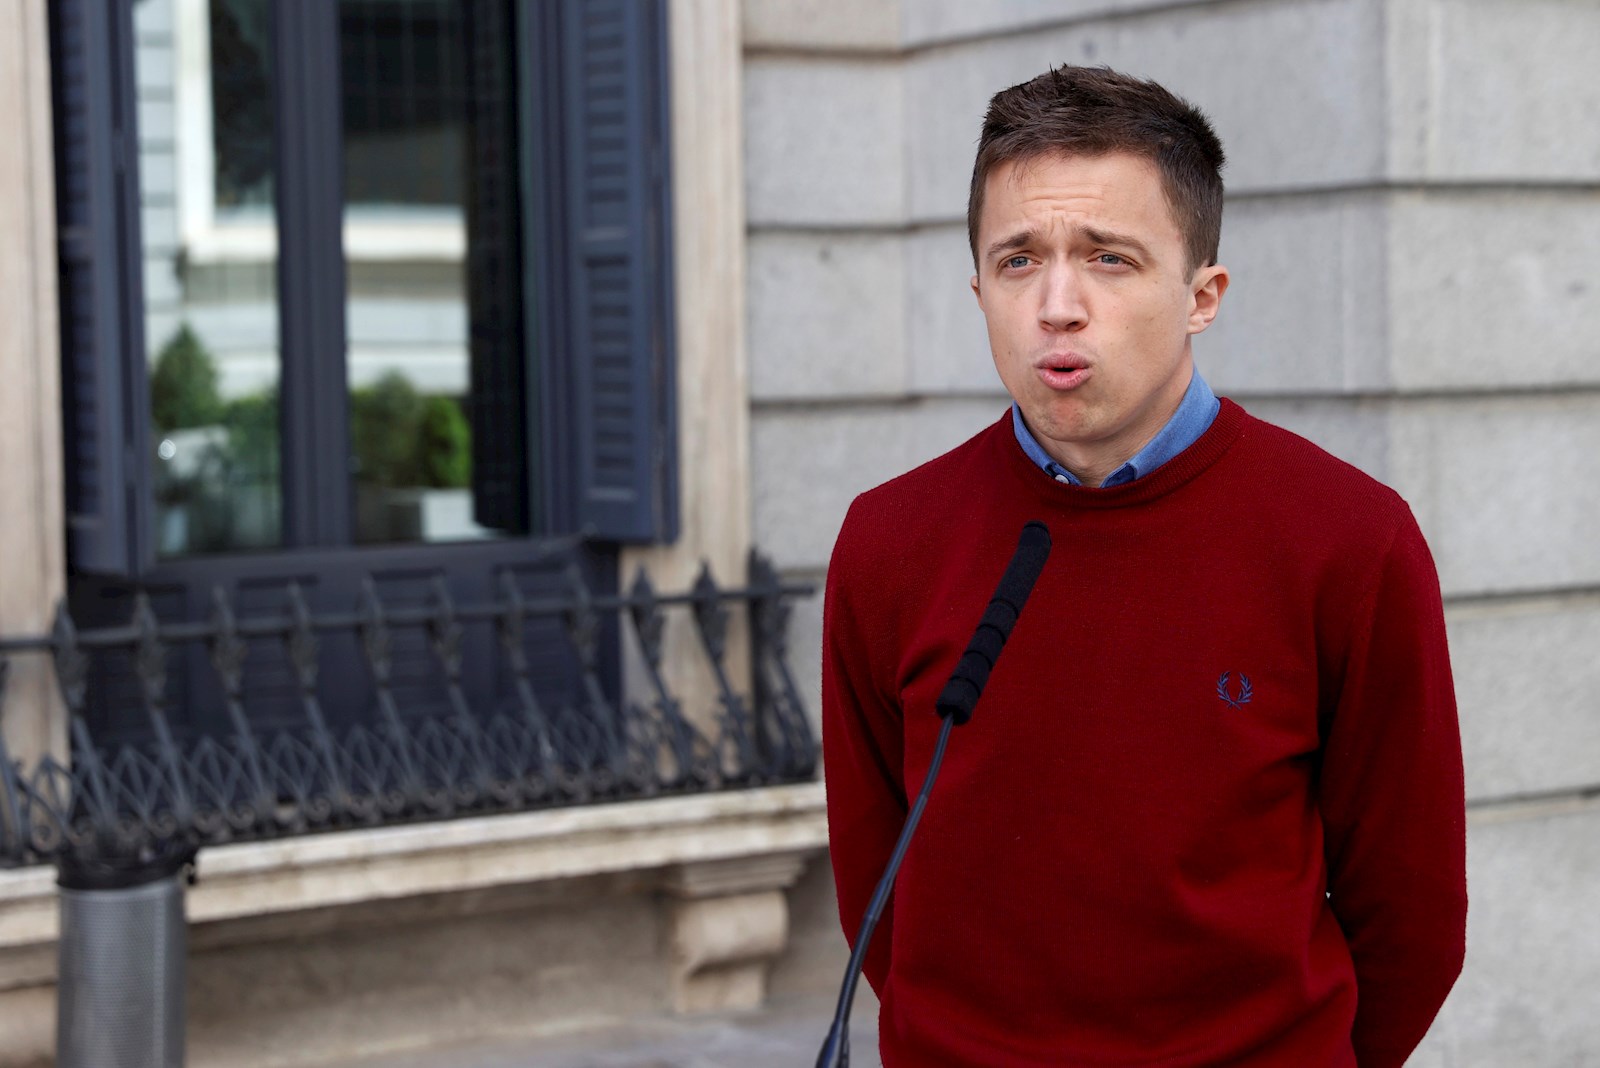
[822,400,1467,1067]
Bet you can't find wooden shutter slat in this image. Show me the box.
[558,0,677,544]
[51,0,151,576]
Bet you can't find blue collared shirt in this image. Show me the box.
[1011,369,1220,487]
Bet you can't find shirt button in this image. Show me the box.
[1054,474,1070,484]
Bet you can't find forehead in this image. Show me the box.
[979,150,1180,247]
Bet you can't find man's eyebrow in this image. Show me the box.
[1081,226,1153,260]
[983,229,1041,262]
[983,225,1156,263]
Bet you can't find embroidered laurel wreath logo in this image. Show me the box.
[1216,671,1253,709]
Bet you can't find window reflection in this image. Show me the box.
[342,0,499,545]
[142,0,283,557]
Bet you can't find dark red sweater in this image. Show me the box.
[822,401,1466,1067]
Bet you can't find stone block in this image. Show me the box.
[140,203,179,256]
[345,299,466,346]
[906,0,1386,221]
[752,398,1008,571]
[1240,394,1600,600]
[134,37,174,96]
[1388,190,1600,390]
[898,197,1399,402]
[187,883,667,1068]
[903,0,1213,48]
[0,985,51,1067]
[1411,800,1600,1066]
[143,256,182,310]
[1447,595,1600,803]
[137,96,176,145]
[866,195,1404,401]
[741,0,901,51]
[139,149,177,199]
[1225,396,1394,485]
[760,389,1600,595]
[132,0,175,40]
[1387,0,1600,183]
[1197,193,1390,396]
[662,854,808,1015]
[1387,396,1600,597]
[748,231,908,400]
[904,225,1002,395]
[744,57,906,227]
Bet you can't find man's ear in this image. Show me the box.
[970,274,983,311]
[1187,264,1229,335]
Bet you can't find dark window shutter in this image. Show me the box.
[558,0,677,543]
[465,0,529,535]
[50,0,151,576]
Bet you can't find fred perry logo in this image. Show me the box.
[1216,671,1253,709]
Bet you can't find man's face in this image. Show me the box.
[970,151,1228,484]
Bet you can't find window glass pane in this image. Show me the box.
[341,0,522,545]
[139,0,283,557]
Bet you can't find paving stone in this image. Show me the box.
[305,993,879,1068]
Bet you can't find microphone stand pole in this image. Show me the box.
[813,519,1051,1068]
[814,716,954,1068]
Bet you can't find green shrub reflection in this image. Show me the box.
[149,325,473,555]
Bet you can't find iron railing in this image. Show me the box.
[0,550,817,875]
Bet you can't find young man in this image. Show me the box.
[822,66,1466,1066]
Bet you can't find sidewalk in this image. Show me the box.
[308,993,880,1068]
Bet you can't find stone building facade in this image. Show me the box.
[747,1,1599,1064]
[0,0,1595,1065]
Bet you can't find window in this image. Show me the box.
[49,0,677,743]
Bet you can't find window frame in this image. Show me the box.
[50,0,678,742]
[54,0,677,575]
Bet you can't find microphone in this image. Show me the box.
[937,519,1052,724]
[816,520,1052,1067]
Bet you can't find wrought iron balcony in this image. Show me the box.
[0,549,817,876]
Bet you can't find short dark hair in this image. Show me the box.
[967,65,1226,275]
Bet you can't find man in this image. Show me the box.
[822,66,1466,1066]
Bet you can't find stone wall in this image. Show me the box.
[748,1,1600,1062]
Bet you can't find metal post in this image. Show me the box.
[56,849,193,1068]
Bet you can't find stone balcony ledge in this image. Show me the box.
[0,781,829,997]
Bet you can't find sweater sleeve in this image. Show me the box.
[1320,512,1467,1067]
[821,499,908,995]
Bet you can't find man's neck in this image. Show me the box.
[1004,362,1216,489]
[1043,370,1196,486]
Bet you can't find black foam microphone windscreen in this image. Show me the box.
[935,520,1052,725]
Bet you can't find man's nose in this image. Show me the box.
[1038,264,1088,331]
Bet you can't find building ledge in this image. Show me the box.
[0,781,828,991]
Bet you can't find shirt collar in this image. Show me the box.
[1010,369,1220,488]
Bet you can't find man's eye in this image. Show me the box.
[1096,253,1127,266]
[1004,255,1031,270]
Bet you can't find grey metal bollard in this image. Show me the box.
[56,851,192,1068]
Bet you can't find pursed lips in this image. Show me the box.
[1034,353,1092,391]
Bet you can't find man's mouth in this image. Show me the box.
[1035,356,1091,390]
